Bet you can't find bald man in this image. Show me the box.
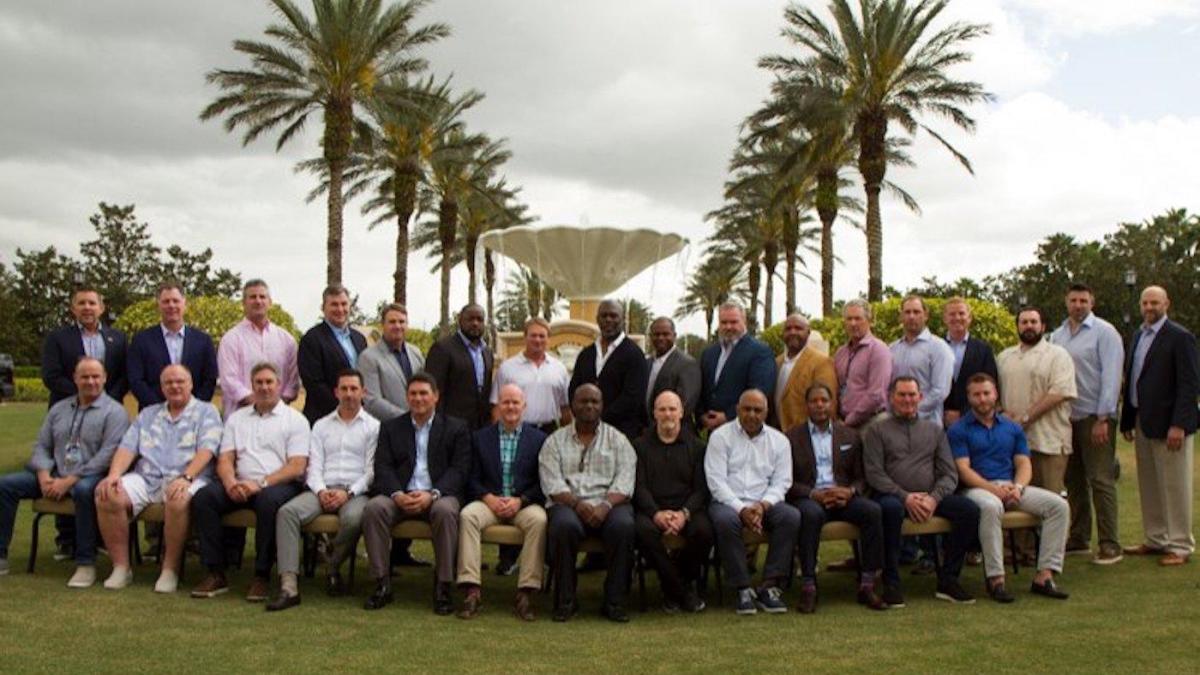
[775,313,838,432]
[1120,285,1198,565]
[569,299,649,440]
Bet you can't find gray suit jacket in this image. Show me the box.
[646,349,701,419]
[359,339,426,422]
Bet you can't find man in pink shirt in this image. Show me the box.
[217,280,300,419]
[834,299,892,429]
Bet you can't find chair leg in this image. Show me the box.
[711,545,724,606]
[637,551,647,612]
[129,520,141,567]
[28,511,46,574]
[1007,529,1020,575]
[347,539,357,590]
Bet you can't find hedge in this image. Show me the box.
[115,297,301,342]
[11,377,49,403]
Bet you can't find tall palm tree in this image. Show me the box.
[200,0,449,285]
[675,252,748,340]
[778,0,992,300]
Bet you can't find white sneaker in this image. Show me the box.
[154,570,179,594]
[67,565,96,588]
[103,566,133,590]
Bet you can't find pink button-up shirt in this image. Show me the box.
[217,318,300,418]
[834,333,892,428]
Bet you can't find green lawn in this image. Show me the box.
[0,401,1196,674]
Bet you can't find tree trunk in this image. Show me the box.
[391,165,419,304]
[856,111,888,302]
[782,208,798,315]
[746,259,761,333]
[763,241,778,328]
[704,307,714,341]
[465,233,479,305]
[816,166,839,317]
[438,197,458,336]
[323,101,352,286]
[484,250,496,346]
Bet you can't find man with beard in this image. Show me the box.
[569,300,648,440]
[426,304,494,432]
[699,302,775,434]
[775,313,837,433]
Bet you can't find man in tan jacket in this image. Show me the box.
[775,314,837,433]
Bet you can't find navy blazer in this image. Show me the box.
[372,412,472,500]
[41,324,129,406]
[568,337,648,439]
[127,325,217,410]
[699,336,776,420]
[467,422,547,505]
[944,336,999,415]
[1120,319,1199,438]
[299,322,368,425]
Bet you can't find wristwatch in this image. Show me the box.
[180,473,194,483]
[430,489,442,501]
[258,477,269,489]
[681,507,691,521]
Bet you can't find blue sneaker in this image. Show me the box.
[734,587,757,615]
[756,586,787,613]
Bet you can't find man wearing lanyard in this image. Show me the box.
[834,299,892,429]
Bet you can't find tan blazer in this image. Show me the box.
[776,348,838,433]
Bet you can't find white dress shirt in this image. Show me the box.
[307,406,379,495]
[704,419,792,511]
[219,400,310,482]
[594,333,626,376]
[490,351,569,425]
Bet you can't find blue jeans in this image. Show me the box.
[875,492,979,587]
[0,470,102,565]
[710,501,801,589]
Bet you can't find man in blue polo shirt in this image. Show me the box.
[949,373,1070,603]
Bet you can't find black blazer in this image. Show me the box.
[299,322,367,425]
[784,421,865,501]
[128,325,218,410]
[467,422,546,505]
[944,336,999,415]
[424,333,494,431]
[699,336,776,421]
[372,412,472,500]
[1120,319,1199,438]
[569,337,649,439]
[646,349,702,421]
[41,324,129,406]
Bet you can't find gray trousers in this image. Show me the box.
[276,491,368,575]
[363,495,460,583]
[965,482,1069,578]
[1134,426,1195,556]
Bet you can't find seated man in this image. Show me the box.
[269,369,379,611]
[540,384,637,623]
[457,384,548,621]
[362,372,470,615]
[190,362,309,601]
[0,357,127,585]
[705,389,800,615]
[95,365,221,592]
[633,390,711,613]
[864,376,979,607]
[950,373,1070,602]
[785,383,885,613]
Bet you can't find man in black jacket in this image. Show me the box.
[361,373,472,614]
[41,287,128,406]
[942,297,999,428]
[569,299,648,440]
[299,284,367,425]
[425,304,494,431]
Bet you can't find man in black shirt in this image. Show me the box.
[633,390,711,613]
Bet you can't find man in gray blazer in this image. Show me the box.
[645,318,701,429]
[360,303,426,422]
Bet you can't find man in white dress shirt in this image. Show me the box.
[490,317,569,434]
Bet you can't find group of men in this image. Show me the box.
[0,279,1194,623]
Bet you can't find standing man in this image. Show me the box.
[189,362,309,601]
[698,302,776,434]
[786,383,886,612]
[1120,285,1198,566]
[569,299,648,440]
[775,313,838,432]
[834,299,892,429]
[644,317,701,430]
[426,304,494,431]
[705,389,800,615]
[951,374,1070,602]
[362,373,471,614]
[1049,283,1126,564]
[997,307,1077,497]
[217,279,299,419]
[633,390,711,614]
[299,284,368,426]
[269,369,378,611]
[42,286,128,406]
[863,377,979,608]
[94,365,221,593]
[0,358,127,584]
[491,317,569,435]
[457,385,548,621]
[942,297,999,428]
[358,303,425,422]
[890,296,954,428]
[128,282,218,410]
[540,384,638,623]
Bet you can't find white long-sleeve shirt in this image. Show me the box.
[704,419,792,511]
[306,407,379,496]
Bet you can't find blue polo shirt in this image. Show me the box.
[947,411,1030,482]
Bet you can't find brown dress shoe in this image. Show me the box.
[1123,544,1166,556]
[514,589,536,622]
[797,585,817,614]
[458,589,482,619]
[246,576,270,602]
[190,572,229,598]
[1159,552,1190,566]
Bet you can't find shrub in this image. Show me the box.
[115,297,300,342]
[405,327,435,356]
[12,377,49,403]
[14,365,40,378]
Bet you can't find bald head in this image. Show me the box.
[783,313,811,355]
[735,389,769,436]
[572,383,603,425]
[596,300,625,341]
[1140,285,1170,326]
[73,357,107,404]
[652,389,685,440]
[160,364,194,410]
[496,383,526,430]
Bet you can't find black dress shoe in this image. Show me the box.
[266,593,301,612]
[601,603,630,623]
[434,582,454,615]
[1030,578,1069,600]
[552,602,578,622]
[364,583,393,610]
[393,551,432,568]
[987,582,1015,604]
[326,572,343,597]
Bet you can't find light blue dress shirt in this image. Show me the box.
[1129,315,1167,409]
[326,321,358,367]
[890,328,954,427]
[1049,313,1125,419]
[406,414,434,491]
[458,331,485,390]
[162,325,185,365]
[808,421,835,489]
[80,325,106,363]
[946,332,968,380]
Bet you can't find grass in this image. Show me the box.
[0,401,1196,674]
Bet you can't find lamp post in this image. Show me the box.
[1123,269,1137,335]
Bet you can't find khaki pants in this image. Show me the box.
[965,483,1069,578]
[1031,452,1068,495]
[1066,417,1120,549]
[456,501,547,590]
[1134,426,1195,556]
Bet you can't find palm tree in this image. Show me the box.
[777,0,992,300]
[497,266,564,331]
[675,252,748,340]
[200,0,449,285]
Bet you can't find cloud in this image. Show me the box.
[1006,0,1200,36]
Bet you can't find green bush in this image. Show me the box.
[405,327,435,356]
[14,365,40,378]
[115,297,300,342]
[759,323,784,355]
[786,298,1017,355]
[12,377,49,403]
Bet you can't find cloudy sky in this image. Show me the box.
[2,0,1198,334]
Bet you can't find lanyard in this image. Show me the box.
[67,404,91,446]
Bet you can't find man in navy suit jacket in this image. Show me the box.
[42,287,128,406]
[456,384,548,620]
[299,284,368,425]
[127,283,217,410]
[942,298,999,427]
[1119,285,1199,565]
[699,302,776,432]
[568,299,649,440]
